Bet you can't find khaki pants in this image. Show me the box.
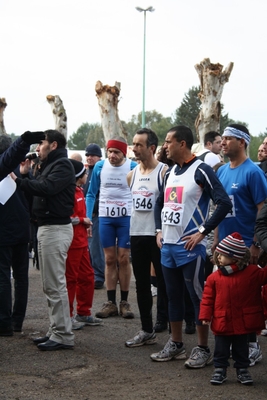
[37,224,74,345]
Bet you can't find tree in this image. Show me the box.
[87,124,105,148]
[122,110,173,145]
[0,98,7,135]
[46,95,67,139]
[173,86,200,141]
[173,86,248,143]
[67,123,104,150]
[194,58,234,143]
[95,81,127,142]
[249,132,266,162]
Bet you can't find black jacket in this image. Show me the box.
[16,148,76,226]
[0,165,30,245]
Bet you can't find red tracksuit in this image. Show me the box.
[66,186,94,317]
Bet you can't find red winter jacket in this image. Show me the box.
[199,264,267,335]
[70,186,88,249]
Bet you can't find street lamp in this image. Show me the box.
[135,6,155,128]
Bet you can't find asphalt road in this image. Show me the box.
[1,262,267,400]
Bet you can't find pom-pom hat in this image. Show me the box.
[216,232,247,260]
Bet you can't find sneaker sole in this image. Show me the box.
[150,350,187,362]
[72,325,85,330]
[249,353,263,367]
[95,311,118,318]
[237,378,253,385]
[125,338,157,348]
[120,313,134,319]
[210,377,227,385]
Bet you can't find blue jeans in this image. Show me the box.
[0,243,29,331]
[88,215,105,284]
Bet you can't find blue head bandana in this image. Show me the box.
[222,127,251,145]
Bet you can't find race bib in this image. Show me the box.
[162,202,184,226]
[132,191,155,212]
[104,199,129,217]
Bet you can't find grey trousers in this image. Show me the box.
[37,224,74,345]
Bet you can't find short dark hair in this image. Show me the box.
[0,134,12,154]
[44,130,66,149]
[135,128,158,153]
[228,124,249,135]
[204,131,221,146]
[167,125,194,149]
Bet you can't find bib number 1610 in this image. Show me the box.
[106,206,127,217]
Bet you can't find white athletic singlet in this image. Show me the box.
[99,159,132,218]
[130,162,165,236]
[162,160,203,244]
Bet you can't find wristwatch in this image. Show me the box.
[252,241,261,248]
[155,229,162,235]
[198,226,207,235]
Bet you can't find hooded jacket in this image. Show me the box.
[199,264,267,335]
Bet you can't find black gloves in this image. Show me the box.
[21,131,45,145]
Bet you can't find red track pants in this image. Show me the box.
[66,246,95,317]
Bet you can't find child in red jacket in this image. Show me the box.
[67,159,102,330]
[199,232,267,386]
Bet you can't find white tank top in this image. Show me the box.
[162,160,203,244]
[130,162,165,235]
[99,158,132,218]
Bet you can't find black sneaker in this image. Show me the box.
[210,368,227,385]
[236,369,253,385]
[185,321,196,334]
[153,321,168,333]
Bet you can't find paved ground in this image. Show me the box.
[1,262,267,399]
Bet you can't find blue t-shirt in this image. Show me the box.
[217,158,267,247]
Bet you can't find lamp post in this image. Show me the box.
[135,6,155,128]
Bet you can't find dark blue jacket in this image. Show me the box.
[0,137,30,181]
[0,165,30,246]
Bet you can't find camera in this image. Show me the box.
[25,152,38,160]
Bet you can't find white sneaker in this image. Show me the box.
[125,330,156,347]
[151,284,157,297]
[249,343,262,366]
[261,329,267,336]
[71,317,85,330]
[150,338,186,362]
[184,346,213,369]
[75,315,103,326]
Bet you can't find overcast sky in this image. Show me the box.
[1,0,267,141]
